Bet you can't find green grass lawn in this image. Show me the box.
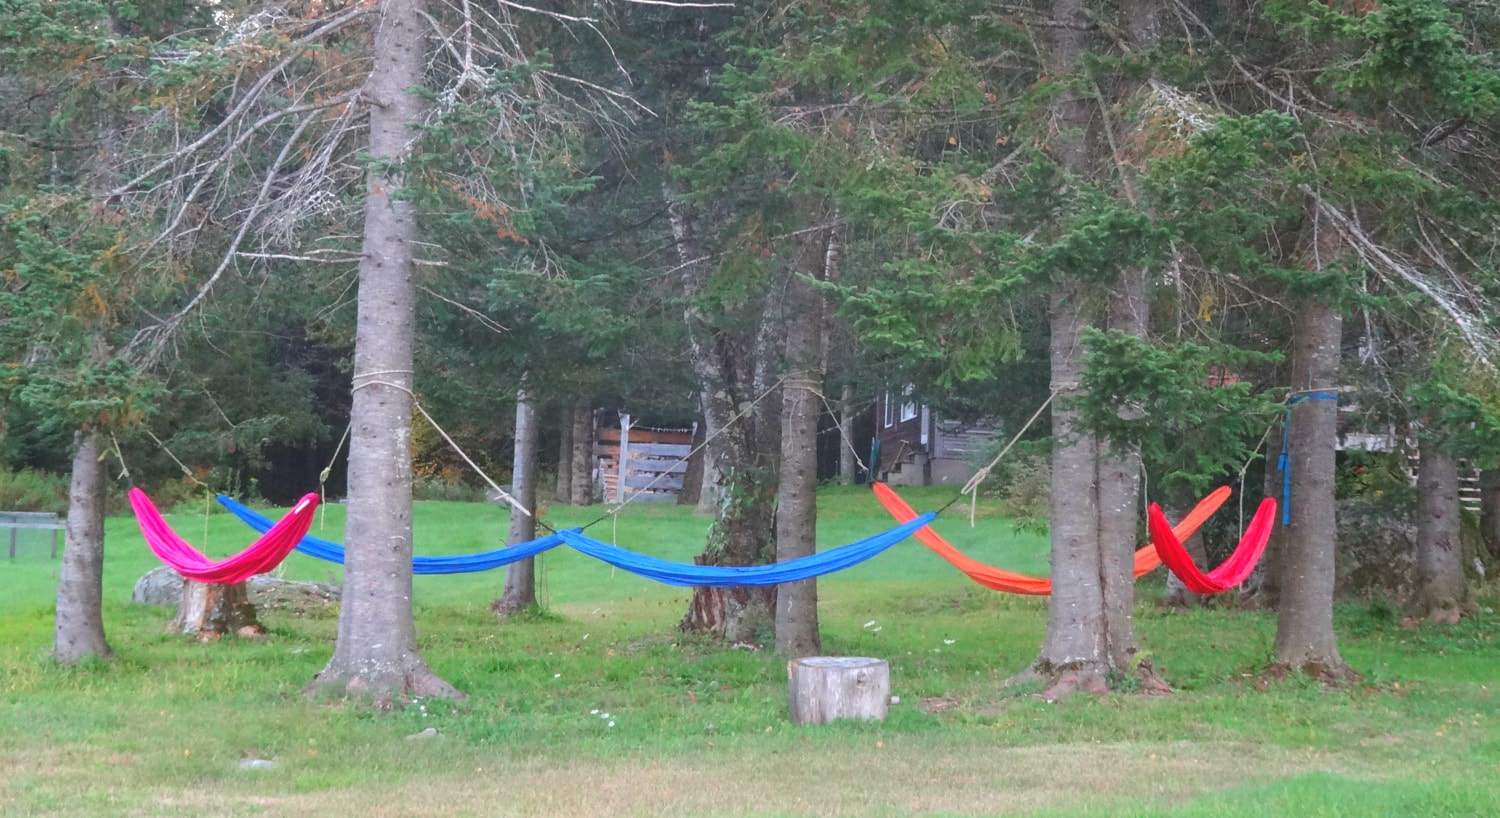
[1,485,1496,817]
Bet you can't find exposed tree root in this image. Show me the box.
[307,657,465,709]
[1261,659,1361,687]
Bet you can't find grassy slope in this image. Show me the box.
[0,486,1495,817]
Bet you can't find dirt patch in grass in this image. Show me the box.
[10,738,1367,818]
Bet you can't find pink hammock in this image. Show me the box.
[130,488,319,584]
[1146,496,1277,595]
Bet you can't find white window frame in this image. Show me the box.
[899,384,918,423]
[882,391,894,428]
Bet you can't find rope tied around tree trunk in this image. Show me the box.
[350,371,534,522]
[1278,388,1341,526]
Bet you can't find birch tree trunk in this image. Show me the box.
[495,383,539,616]
[310,0,460,703]
[555,405,574,504]
[838,382,857,485]
[1271,286,1350,679]
[53,430,110,664]
[1410,442,1467,623]
[775,226,836,657]
[569,403,594,506]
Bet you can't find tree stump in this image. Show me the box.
[787,657,889,725]
[169,581,265,640]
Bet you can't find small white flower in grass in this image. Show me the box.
[863,620,878,629]
[607,721,616,728]
[871,626,883,633]
[590,709,600,715]
[943,639,956,646]
[553,673,561,679]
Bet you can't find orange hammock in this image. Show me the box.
[871,482,1231,595]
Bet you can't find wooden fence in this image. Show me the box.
[597,418,696,503]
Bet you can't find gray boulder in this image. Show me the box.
[132,567,185,606]
[132,566,340,613]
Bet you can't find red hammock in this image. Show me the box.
[872,482,1231,595]
[130,488,319,584]
[1147,496,1277,595]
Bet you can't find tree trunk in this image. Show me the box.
[1034,286,1113,697]
[838,382,857,485]
[1243,421,1284,609]
[569,402,594,506]
[53,430,110,664]
[1271,293,1349,679]
[1162,497,1205,608]
[310,0,460,704]
[695,393,720,514]
[1029,0,1145,698]
[665,182,776,642]
[1410,442,1468,623]
[554,405,574,504]
[678,420,706,506]
[775,226,836,658]
[494,383,539,617]
[1480,468,1500,560]
[1095,280,1146,669]
[170,581,263,640]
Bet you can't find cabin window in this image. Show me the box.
[900,385,918,423]
[882,392,894,428]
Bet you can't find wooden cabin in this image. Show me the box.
[872,387,999,486]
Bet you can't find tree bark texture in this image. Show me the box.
[554,405,574,504]
[495,384,539,616]
[1036,286,1115,696]
[1480,468,1500,560]
[1243,422,1285,609]
[838,382,857,485]
[678,419,705,506]
[310,0,460,704]
[775,226,836,658]
[1410,442,1468,623]
[665,182,777,642]
[787,657,890,725]
[170,581,264,640]
[53,430,110,664]
[569,402,594,506]
[1271,288,1348,678]
[1030,0,1144,697]
[695,392,721,514]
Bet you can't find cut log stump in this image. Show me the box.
[787,656,889,725]
[169,581,265,640]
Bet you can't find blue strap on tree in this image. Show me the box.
[1277,389,1340,526]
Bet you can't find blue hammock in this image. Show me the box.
[220,495,932,585]
[553,513,936,587]
[215,494,564,575]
